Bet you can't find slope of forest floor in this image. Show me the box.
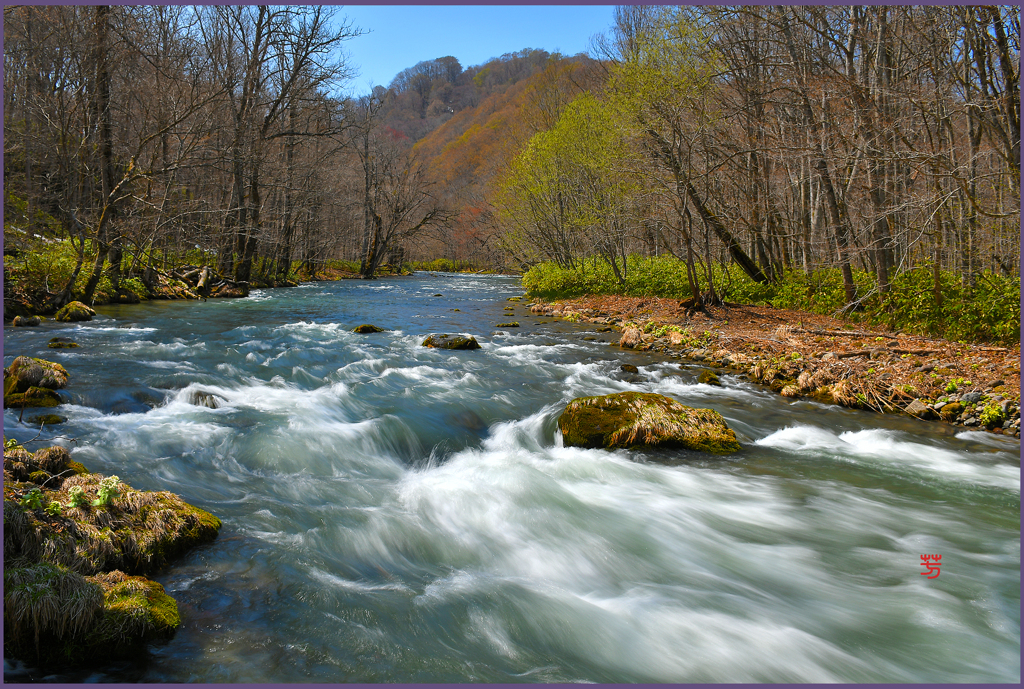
[526,294,1021,439]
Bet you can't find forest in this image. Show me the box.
[3,5,1020,341]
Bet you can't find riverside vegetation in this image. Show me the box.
[3,357,222,666]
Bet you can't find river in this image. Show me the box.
[3,273,1019,682]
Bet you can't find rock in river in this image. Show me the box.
[353,324,385,334]
[558,391,741,454]
[54,301,96,322]
[422,334,481,350]
[4,356,69,408]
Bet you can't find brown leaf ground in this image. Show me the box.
[531,294,1021,437]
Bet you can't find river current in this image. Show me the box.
[3,274,1019,683]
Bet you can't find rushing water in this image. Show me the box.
[3,274,1019,683]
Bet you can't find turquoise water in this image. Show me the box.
[3,274,1019,682]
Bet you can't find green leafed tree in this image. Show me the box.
[496,92,644,283]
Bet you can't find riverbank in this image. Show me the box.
[525,294,1021,439]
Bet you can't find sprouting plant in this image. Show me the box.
[791,352,800,360]
[563,312,582,323]
[92,475,121,507]
[979,403,1004,427]
[20,487,44,510]
[867,368,876,374]
[4,437,18,451]
[44,501,62,517]
[66,485,88,509]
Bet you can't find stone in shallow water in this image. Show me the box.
[422,334,481,350]
[353,324,385,333]
[558,391,740,454]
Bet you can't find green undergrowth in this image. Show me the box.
[523,256,1019,345]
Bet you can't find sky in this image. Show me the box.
[335,5,618,93]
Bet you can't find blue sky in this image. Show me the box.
[336,5,617,93]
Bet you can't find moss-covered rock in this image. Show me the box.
[558,391,741,454]
[48,337,80,349]
[84,571,179,648]
[939,402,963,421]
[422,333,481,350]
[3,563,180,664]
[495,322,520,327]
[698,370,721,386]
[28,414,67,426]
[4,356,69,396]
[353,324,385,333]
[4,386,63,409]
[12,315,41,327]
[54,301,96,323]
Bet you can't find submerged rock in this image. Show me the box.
[558,391,741,454]
[353,324,385,334]
[55,301,96,322]
[28,414,68,427]
[188,389,224,409]
[422,334,481,350]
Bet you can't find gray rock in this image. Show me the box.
[905,399,937,420]
[961,391,983,404]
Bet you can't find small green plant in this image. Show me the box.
[4,437,18,451]
[979,403,1004,428]
[92,475,121,507]
[564,312,582,323]
[44,501,63,517]
[867,368,876,374]
[66,485,88,508]
[791,352,801,360]
[20,487,44,510]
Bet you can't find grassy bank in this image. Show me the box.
[523,256,1020,345]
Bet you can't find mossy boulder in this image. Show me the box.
[495,322,520,327]
[422,333,481,350]
[5,356,69,396]
[353,324,385,334]
[698,369,721,386]
[28,414,68,427]
[48,337,80,349]
[558,391,741,454]
[939,402,963,421]
[3,563,179,664]
[54,301,96,323]
[12,315,41,327]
